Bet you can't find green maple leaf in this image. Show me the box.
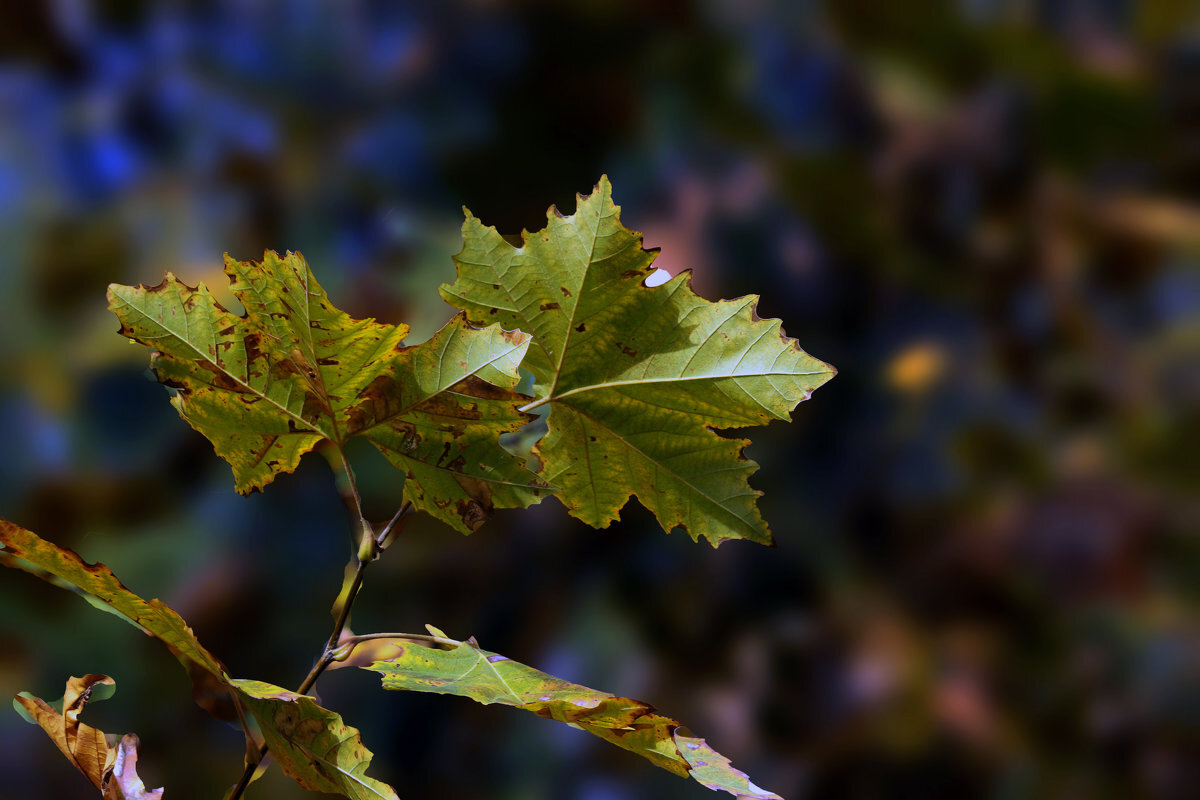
[362,629,781,799]
[441,177,835,545]
[107,251,544,533]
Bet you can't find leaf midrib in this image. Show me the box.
[352,341,528,439]
[521,369,832,413]
[546,205,604,400]
[116,295,326,438]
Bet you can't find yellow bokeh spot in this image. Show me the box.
[886,341,946,393]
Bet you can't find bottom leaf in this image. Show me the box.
[360,628,782,799]
[232,680,399,800]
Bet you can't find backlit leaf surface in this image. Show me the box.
[442,176,835,545]
[0,519,228,683]
[233,680,398,800]
[364,630,781,799]
[108,251,541,532]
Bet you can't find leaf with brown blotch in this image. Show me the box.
[232,680,398,800]
[13,675,164,799]
[362,628,782,799]
[343,313,546,533]
[442,176,835,546]
[108,251,544,533]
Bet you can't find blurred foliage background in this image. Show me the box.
[1,1,1198,798]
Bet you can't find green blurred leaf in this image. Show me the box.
[107,251,543,532]
[363,630,781,799]
[441,176,835,545]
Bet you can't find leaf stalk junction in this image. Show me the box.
[227,455,414,800]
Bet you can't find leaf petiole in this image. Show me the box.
[227,491,416,800]
[330,632,462,663]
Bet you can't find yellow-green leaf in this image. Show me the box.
[2,520,397,800]
[232,680,398,800]
[108,251,543,532]
[441,177,835,545]
[362,633,781,799]
[0,519,229,686]
[344,313,546,532]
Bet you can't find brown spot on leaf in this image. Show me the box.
[575,323,586,332]
[621,270,644,279]
[457,499,488,531]
[622,346,636,357]
[539,302,559,311]
[451,374,521,402]
[300,392,330,420]
[296,718,324,739]
[344,375,400,432]
[274,704,300,735]
[199,364,245,393]
[560,286,571,297]
[244,333,267,364]
[452,474,495,531]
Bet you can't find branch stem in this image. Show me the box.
[225,453,414,800]
[517,396,550,413]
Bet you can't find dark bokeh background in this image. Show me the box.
[2,2,1198,798]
